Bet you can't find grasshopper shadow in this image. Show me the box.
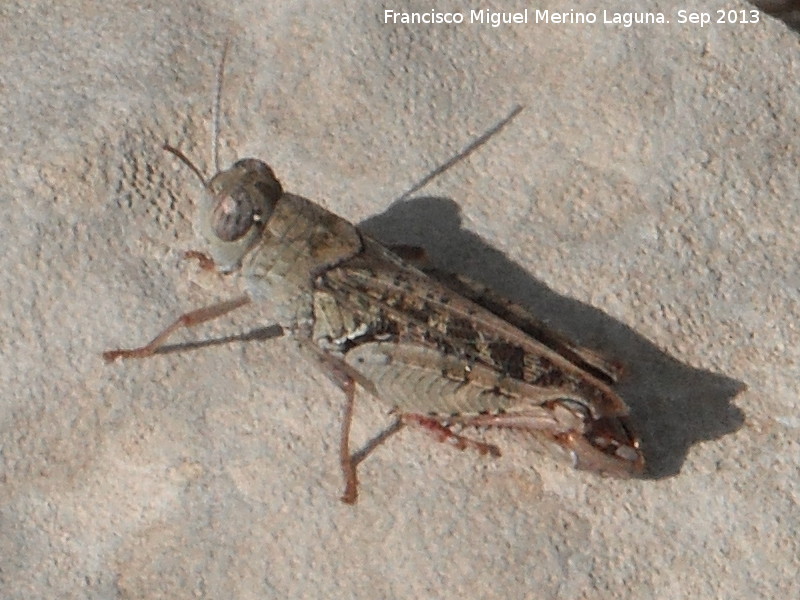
[750,1,800,33]
[359,196,746,479]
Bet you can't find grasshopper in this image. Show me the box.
[104,45,644,504]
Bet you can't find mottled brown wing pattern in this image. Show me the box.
[415,268,625,385]
[314,236,628,420]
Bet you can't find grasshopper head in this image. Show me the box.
[200,159,283,272]
[164,44,285,273]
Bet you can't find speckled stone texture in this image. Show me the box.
[1,1,797,598]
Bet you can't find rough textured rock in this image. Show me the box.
[1,1,797,598]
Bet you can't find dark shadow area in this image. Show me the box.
[358,196,747,479]
[752,0,800,32]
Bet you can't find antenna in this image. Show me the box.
[163,41,231,189]
[396,104,523,202]
[163,144,208,188]
[211,39,230,175]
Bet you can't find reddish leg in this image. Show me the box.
[305,346,407,504]
[337,376,360,504]
[305,348,364,504]
[400,414,502,457]
[184,250,216,271]
[103,295,251,362]
[339,386,406,503]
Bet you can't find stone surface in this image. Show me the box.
[1,1,797,598]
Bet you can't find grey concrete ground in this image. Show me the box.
[1,1,797,598]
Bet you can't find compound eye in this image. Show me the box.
[211,189,258,242]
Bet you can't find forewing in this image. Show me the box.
[417,268,625,385]
[314,236,628,419]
